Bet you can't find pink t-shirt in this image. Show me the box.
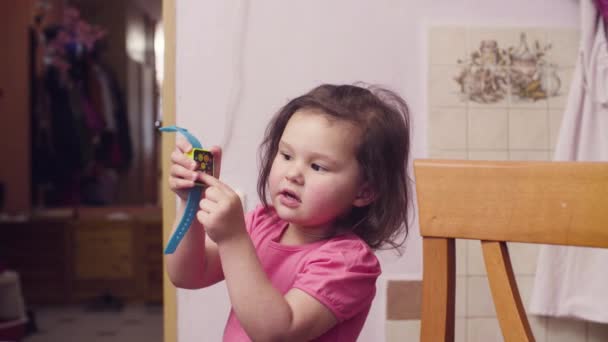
[223,205,381,341]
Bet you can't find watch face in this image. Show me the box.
[191,148,214,185]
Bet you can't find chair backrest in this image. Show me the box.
[414,159,608,342]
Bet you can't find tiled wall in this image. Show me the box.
[386,274,608,342]
[428,26,578,161]
[383,27,608,341]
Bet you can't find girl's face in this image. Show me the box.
[268,109,369,235]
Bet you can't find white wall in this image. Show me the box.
[175,1,578,341]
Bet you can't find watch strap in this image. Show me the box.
[159,125,204,254]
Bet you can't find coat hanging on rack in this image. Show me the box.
[529,0,608,323]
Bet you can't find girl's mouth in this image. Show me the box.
[279,189,301,207]
[280,189,301,202]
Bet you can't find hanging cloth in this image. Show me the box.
[529,0,608,323]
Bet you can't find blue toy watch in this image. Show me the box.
[159,125,214,254]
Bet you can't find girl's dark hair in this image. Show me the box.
[257,84,411,250]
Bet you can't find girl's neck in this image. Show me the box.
[280,222,336,246]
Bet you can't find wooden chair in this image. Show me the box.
[414,159,608,342]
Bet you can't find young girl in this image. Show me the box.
[166,84,411,341]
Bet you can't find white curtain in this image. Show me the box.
[529,0,608,323]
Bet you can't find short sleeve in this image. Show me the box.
[243,204,281,246]
[244,204,268,235]
[292,238,381,322]
[244,206,258,234]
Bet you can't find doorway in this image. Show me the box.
[0,0,168,341]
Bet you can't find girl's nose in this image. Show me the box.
[285,164,304,184]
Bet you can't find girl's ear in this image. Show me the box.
[353,183,376,207]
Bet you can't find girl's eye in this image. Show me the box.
[280,152,291,161]
[311,163,326,172]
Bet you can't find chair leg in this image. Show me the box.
[420,237,455,342]
[481,241,535,342]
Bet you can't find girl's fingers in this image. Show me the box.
[196,210,210,226]
[203,185,225,202]
[199,198,218,213]
[176,136,192,153]
[169,176,195,190]
[171,149,197,170]
[198,172,232,194]
[170,164,198,182]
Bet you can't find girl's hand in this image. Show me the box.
[197,172,246,244]
[169,137,222,202]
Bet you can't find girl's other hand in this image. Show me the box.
[169,137,198,201]
[169,137,223,202]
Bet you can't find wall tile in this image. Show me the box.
[509,243,540,275]
[429,107,468,149]
[549,109,564,150]
[468,317,503,342]
[509,150,550,161]
[546,317,587,342]
[456,275,466,318]
[509,92,549,110]
[467,240,486,275]
[514,275,535,305]
[546,29,580,68]
[429,149,469,160]
[528,315,548,342]
[467,94,509,109]
[468,108,509,149]
[466,27,546,55]
[429,27,468,65]
[429,66,469,107]
[509,109,549,149]
[456,239,467,275]
[467,276,496,317]
[384,318,469,341]
[456,318,466,342]
[386,320,420,341]
[468,150,509,160]
[547,67,575,109]
[466,27,517,52]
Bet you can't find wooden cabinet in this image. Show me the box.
[0,212,163,305]
[140,221,164,302]
[0,221,73,304]
[0,0,33,212]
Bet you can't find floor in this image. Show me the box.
[22,304,163,342]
